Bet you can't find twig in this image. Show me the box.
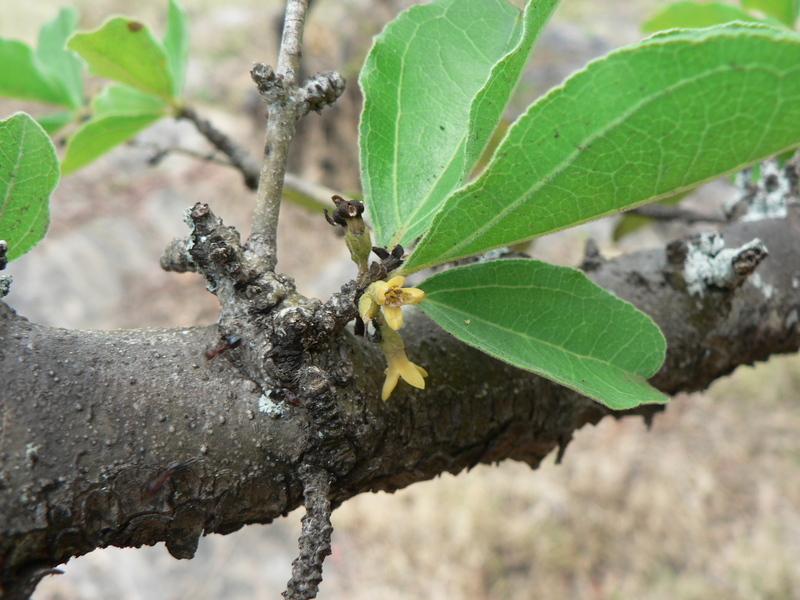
[283,172,340,213]
[133,130,338,211]
[626,203,726,223]
[283,464,334,600]
[248,0,311,272]
[177,107,262,188]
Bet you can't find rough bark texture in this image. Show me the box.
[2,188,800,597]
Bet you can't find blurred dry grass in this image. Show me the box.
[327,356,800,600]
[4,0,800,598]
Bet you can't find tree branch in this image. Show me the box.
[4,200,800,596]
[248,0,311,272]
[283,464,333,600]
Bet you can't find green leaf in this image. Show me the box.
[418,260,668,409]
[61,113,163,174]
[0,38,71,105]
[92,84,169,116]
[642,1,773,32]
[0,113,59,261]
[36,110,75,134]
[37,7,84,108]
[68,17,174,100]
[403,24,800,273]
[164,0,190,97]
[360,0,557,248]
[742,0,799,27]
[463,0,560,186]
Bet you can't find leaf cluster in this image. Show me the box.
[0,1,189,174]
[0,1,189,260]
[359,0,800,409]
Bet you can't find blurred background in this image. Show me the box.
[3,0,800,598]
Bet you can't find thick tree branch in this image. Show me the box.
[3,200,800,596]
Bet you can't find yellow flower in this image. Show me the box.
[373,276,425,330]
[380,325,428,400]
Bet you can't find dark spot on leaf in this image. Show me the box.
[439,125,445,131]
[554,130,559,138]
[127,21,144,32]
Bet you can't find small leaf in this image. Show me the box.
[0,38,71,105]
[61,113,163,174]
[37,7,84,108]
[92,84,169,116]
[642,1,773,32]
[742,0,799,27]
[418,260,668,410]
[164,0,190,97]
[360,0,524,247]
[403,25,800,273]
[0,113,59,261]
[68,17,174,100]
[36,110,75,134]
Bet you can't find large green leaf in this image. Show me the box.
[418,260,667,409]
[0,113,59,261]
[360,0,557,248]
[164,0,190,97]
[0,38,71,105]
[68,17,174,100]
[463,0,560,185]
[61,113,163,174]
[403,24,800,273]
[742,0,799,27]
[642,2,775,32]
[37,7,84,108]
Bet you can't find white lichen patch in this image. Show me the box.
[749,272,775,300]
[683,232,765,297]
[785,309,798,330]
[258,390,286,418]
[726,159,794,222]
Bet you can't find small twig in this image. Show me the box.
[248,0,311,272]
[627,203,726,223]
[283,173,340,213]
[129,138,235,168]
[283,464,334,600]
[178,106,262,189]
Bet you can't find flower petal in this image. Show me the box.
[382,368,400,400]
[359,292,380,323]
[400,287,425,304]
[384,306,404,330]
[373,280,389,305]
[399,358,426,389]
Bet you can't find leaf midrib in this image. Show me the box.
[0,118,26,223]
